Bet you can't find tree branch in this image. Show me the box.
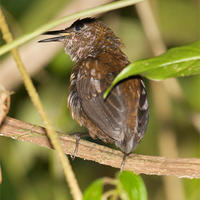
[1,116,200,178]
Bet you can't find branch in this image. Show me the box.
[1,116,200,179]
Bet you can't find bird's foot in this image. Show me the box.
[120,153,128,172]
[69,132,88,160]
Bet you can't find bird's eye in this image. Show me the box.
[75,23,84,31]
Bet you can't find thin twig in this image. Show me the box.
[0,10,82,200]
[101,189,118,200]
[1,116,200,179]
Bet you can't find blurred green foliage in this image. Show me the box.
[83,179,103,200]
[0,0,200,199]
[83,171,147,200]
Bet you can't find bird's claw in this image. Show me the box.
[69,132,88,160]
[120,153,127,172]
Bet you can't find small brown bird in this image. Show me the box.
[39,18,149,170]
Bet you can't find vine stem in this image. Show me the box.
[101,189,118,200]
[0,0,143,56]
[0,9,82,200]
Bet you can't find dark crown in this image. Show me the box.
[70,18,96,28]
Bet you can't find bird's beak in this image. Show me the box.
[38,29,70,43]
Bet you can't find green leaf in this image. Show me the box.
[117,171,147,200]
[104,41,200,98]
[83,179,104,200]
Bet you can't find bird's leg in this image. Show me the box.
[120,153,128,172]
[69,132,88,160]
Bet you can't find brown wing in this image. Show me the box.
[68,52,148,153]
[137,80,149,139]
[77,71,127,142]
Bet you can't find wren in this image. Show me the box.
[39,18,149,170]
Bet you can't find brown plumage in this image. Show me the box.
[39,18,149,169]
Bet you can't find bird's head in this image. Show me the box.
[39,18,122,62]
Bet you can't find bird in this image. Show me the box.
[39,18,149,170]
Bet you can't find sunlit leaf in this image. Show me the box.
[83,179,103,200]
[117,171,147,200]
[104,41,200,98]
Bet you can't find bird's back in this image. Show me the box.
[68,50,148,154]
